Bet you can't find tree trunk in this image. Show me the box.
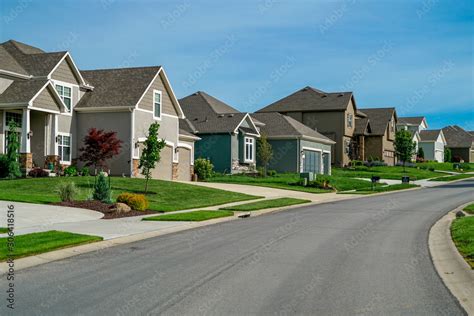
[145,176,149,194]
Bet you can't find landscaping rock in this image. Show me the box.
[455,210,465,218]
[115,202,131,213]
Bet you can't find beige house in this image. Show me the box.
[0,40,196,180]
[258,86,359,167]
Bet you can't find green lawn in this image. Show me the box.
[208,173,384,193]
[428,174,474,182]
[0,230,102,261]
[143,210,234,222]
[339,183,419,195]
[0,177,259,212]
[451,216,474,269]
[416,162,474,173]
[0,227,9,234]
[464,203,474,215]
[220,198,310,211]
[332,166,443,180]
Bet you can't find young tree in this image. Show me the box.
[394,130,416,172]
[139,122,166,193]
[444,147,452,163]
[79,128,122,172]
[417,147,425,160]
[6,121,21,179]
[257,133,273,177]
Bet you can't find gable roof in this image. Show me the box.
[398,116,427,128]
[442,125,473,148]
[251,112,334,144]
[358,107,396,136]
[257,86,354,113]
[354,117,371,136]
[77,66,161,109]
[419,129,442,142]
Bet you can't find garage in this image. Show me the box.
[151,145,173,180]
[177,147,191,181]
[302,149,321,174]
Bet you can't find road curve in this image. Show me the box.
[2,180,473,315]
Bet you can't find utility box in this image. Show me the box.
[300,172,315,182]
[402,176,410,183]
[371,176,380,183]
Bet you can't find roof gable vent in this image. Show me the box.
[338,93,344,97]
[218,114,224,118]
[228,113,234,117]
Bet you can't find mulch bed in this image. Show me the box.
[51,200,158,219]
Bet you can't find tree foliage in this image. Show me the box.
[138,122,166,193]
[93,172,112,203]
[417,146,424,159]
[79,128,122,172]
[257,133,273,177]
[6,120,21,179]
[394,129,416,171]
[444,147,452,163]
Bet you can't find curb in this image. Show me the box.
[429,201,474,314]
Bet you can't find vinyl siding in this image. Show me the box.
[137,72,178,116]
[265,139,298,173]
[32,86,60,112]
[51,58,80,85]
[195,134,231,173]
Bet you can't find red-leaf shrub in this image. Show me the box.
[79,128,123,171]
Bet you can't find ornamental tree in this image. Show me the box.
[139,122,166,193]
[394,129,416,172]
[79,128,122,172]
[6,121,21,179]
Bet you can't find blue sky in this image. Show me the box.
[1,0,472,130]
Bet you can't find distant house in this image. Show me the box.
[419,130,446,162]
[397,116,428,161]
[179,91,260,174]
[252,112,335,175]
[442,125,474,162]
[258,86,360,167]
[358,108,398,165]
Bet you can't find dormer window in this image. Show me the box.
[55,84,72,111]
[153,90,162,119]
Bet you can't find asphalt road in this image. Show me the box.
[2,180,474,315]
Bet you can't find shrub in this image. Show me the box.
[57,182,78,202]
[116,192,149,211]
[194,158,214,180]
[80,167,90,176]
[350,160,364,167]
[452,155,462,163]
[0,155,9,178]
[93,172,112,203]
[267,169,277,177]
[364,161,387,167]
[396,161,416,168]
[28,167,49,178]
[460,163,471,170]
[64,166,77,176]
[257,166,265,177]
[428,167,435,171]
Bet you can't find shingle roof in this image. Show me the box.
[188,112,249,134]
[76,66,161,108]
[0,79,48,104]
[179,118,198,134]
[358,107,396,136]
[257,86,353,113]
[354,117,371,135]
[251,112,334,144]
[398,116,425,126]
[419,129,442,142]
[442,125,473,148]
[0,40,66,77]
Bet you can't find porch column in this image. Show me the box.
[20,108,30,153]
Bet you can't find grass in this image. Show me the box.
[0,227,9,234]
[220,198,310,211]
[332,166,443,180]
[0,230,102,261]
[428,174,474,182]
[0,177,259,212]
[464,203,474,215]
[143,210,234,222]
[340,183,419,195]
[208,173,385,193]
[416,162,474,173]
[451,216,474,269]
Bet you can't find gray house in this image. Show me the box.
[442,125,474,162]
[179,91,260,173]
[0,40,195,180]
[252,112,334,175]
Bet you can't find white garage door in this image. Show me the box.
[151,145,173,180]
[177,148,191,181]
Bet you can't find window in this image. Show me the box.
[6,112,22,127]
[390,119,395,132]
[347,113,353,128]
[56,84,72,111]
[153,90,162,119]
[58,134,71,163]
[244,137,254,162]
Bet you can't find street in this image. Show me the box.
[3,179,473,315]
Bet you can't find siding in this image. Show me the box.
[51,58,80,85]
[32,87,60,112]
[30,111,47,167]
[58,114,76,158]
[195,134,231,173]
[0,110,3,154]
[137,72,178,116]
[265,139,298,173]
[76,112,132,175]
[0,78,13,94]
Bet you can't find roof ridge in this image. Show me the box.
[81,65,162,72]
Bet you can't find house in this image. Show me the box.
[419,129,446,162]
[0,40,195,180]
[357,108,398,165]
[179,91,260,174]
[397,116,429,160]
[251,112,334,174]
[442,125,474,162]
[257,86,359,167]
